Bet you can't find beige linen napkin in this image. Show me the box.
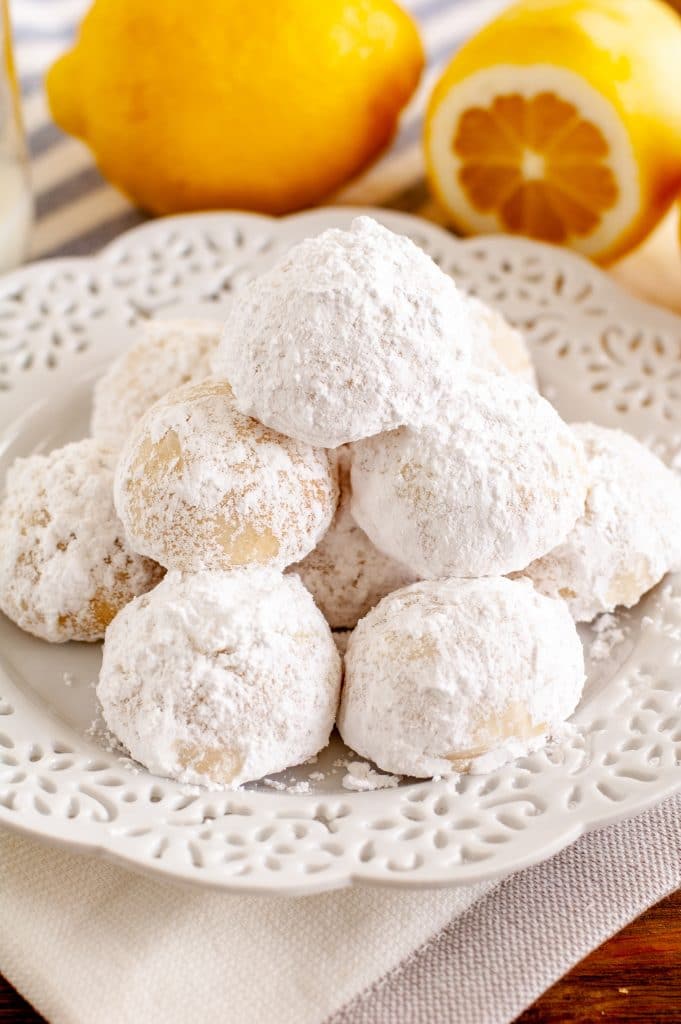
[1,793,679,1024]
[0,831,491,1024]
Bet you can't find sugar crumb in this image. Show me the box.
[263,778,287,791]
[342,760,400,792]
[287,780,311,794]
[589,613,627,662]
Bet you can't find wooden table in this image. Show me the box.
[1,213,679,1024]
[517,889,681,1023]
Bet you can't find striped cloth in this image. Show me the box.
[10,0,509,260]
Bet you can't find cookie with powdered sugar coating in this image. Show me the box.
[91,318,222,448]
[0,439,162,642]
[98,569,342,788]
[467,295,537,387]
[338,576,584,778]
[351,369,587,579]
[519,422,681,621]
[213,216,479,447]
[290,446,418,629]
[114,379,337,573]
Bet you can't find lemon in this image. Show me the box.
[47,0,423,215]
[424,0,681,264]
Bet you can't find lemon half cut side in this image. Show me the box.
[425,0,681,264]
[427,65,640,259]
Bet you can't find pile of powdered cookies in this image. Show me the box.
[1,217,680,789]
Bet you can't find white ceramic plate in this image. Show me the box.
[0,208,680,895]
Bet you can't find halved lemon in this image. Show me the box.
[425,0,681,263]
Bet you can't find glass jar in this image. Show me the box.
[0,1,32,272]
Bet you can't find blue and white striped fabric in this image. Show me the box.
[10,0,508,259]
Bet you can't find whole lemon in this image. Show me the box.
[47,0,423,215]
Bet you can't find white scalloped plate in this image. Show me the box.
[1,208,680,895]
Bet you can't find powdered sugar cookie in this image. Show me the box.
[338,576,584,778]
[114,379,337,572]
[290,447,417,629]
[468,296,537,387]
[351,369,587,578]
[0,439,162,642]
[520,423,681,621]
[98,569,342,788]
[91,318,221,448]
[213,216,478,447]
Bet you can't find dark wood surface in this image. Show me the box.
[0,889,678,1022]
[0,981,36,1024]
[516,888,681,1023]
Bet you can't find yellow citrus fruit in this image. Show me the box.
[424,0,681,264]
[47,0,423,215]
